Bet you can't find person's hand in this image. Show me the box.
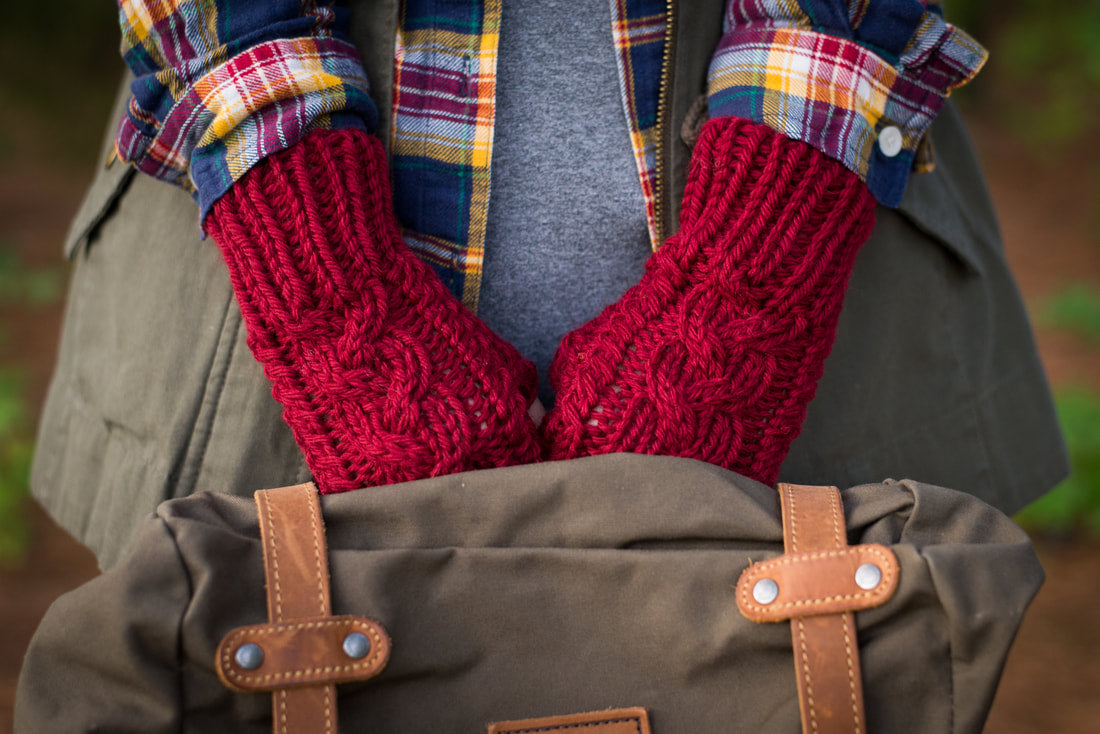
[541,117,875,485]
[207,128,542,493]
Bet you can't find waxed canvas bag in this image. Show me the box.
[16,453,1042,733]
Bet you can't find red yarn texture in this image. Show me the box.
[542,117,877,485]
[205,128,541,493]
[207,119,876,492]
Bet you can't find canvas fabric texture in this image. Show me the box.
[16,454,1044,733]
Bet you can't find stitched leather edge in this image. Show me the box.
[216,614,392,692]
[735,544,899,622]
[488,707,652,734]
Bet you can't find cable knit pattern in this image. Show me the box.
[206,128,542,494]
[543,116,877,485]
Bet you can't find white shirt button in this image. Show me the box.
[878,126,903,157]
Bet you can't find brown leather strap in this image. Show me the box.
[780,483,846,556]
[256,483,333,621]
[736,484,899,734]
[489,707,652,734]
[216,483,391,734]
[782,484,866,734]
[257,483,338,734]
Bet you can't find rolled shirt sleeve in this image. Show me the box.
[115,0,379,220]
[707,0,987,207]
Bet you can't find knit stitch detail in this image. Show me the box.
[206,128,541,493]
[543,116,877,485]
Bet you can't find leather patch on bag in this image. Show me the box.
[488,707,651,733]
[216,614,391,692]
[735,543,899,622]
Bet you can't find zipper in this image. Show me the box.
[652,0,677,249]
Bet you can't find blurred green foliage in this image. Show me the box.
[949,0,1100,150]
[0,0,115,565]
[1016,285,1100,537]
[1016,389,1100,538]
[0,248,63,306]
[1037,284,1100,343]
[0,251,65,566]
[0,1,120,167]
[0,368,32,566]
[960,0,1100,538]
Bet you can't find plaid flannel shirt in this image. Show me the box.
[707,0,987,207]
[116,0,984,309]
[116,0,378,219]
[390,0,666,303]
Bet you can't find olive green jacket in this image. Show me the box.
[31,0,1066,569]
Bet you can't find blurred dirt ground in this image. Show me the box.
[1,60,1099,734]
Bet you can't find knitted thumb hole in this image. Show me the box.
[206,128,541,493]
[543,117,877,485]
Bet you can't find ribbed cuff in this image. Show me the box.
[545,117,876,484]
[206,128,541,492]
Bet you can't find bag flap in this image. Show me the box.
[24,454,1043,733]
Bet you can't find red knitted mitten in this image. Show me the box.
[543,117,877,485]
[205,128,542,493]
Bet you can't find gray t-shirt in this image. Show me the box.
[477,0,652,406]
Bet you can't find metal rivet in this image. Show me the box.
[878,126,903,157]
[235,643,264,670]
[855,563,883,590]
[343,632,371,659]
[753,578,780,605]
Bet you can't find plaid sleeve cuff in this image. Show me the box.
[707,2,987,207]
[115,2,378,221]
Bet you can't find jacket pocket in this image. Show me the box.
[37,72,310,568]
[63,72,137,258]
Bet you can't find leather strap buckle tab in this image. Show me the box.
[216,482,391,734]
[736,483,900,734]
